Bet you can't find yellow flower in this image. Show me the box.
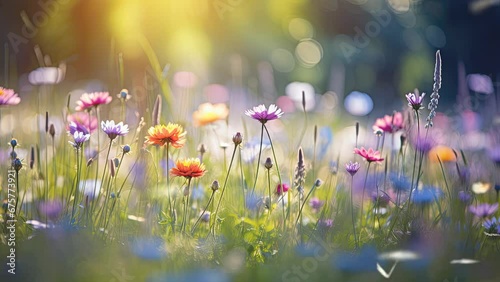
[170,158,206,179]
[192,103,229,127]
[145,123,186,148]
[428,145,456,163]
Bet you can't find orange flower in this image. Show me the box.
[170,158,206,179]
[192,103,229,126]
[145,123,186,148]
[428,145,456,163]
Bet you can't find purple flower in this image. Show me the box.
[38,200,63,220]
[458,190,472,204]
[69,131,90,149]
[101,120,129,140]
[345,161,360,176]
[318,219,333,229]
[467,74,494,95]
[309,197,324,212]
[406,92,425,111]
[245,104,283,124]
[469,203,499,218]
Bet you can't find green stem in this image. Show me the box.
[211,145,237,234]
[191,190,216,235]
[350,176,359,249]
[360,162,371,227]
[251,123,265,195]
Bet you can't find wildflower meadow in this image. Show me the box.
[1,1,500,282]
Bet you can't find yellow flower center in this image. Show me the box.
[0,89,4,96]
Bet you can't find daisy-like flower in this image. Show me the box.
[170,158,206,179]
[67,112,98,134]
[0,87,21,106]
[245,104,283,124]
[101,120,129,140]
[192,103,229,127]
[69,131,90,149]
[345,161,360,176]
[354,147,384,164]
[372,112,404,133]
[469,203,499,218]
[406,92,425,111]
[75,92,112,111]
[145,123,186,148]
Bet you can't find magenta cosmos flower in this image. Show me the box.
[67,112,98,134]
[354,147,384,164]
[372,112,403,133]
[75,92,112,111]
[101,120,129,140]
[0,87,21,106]
[245,104,283,124]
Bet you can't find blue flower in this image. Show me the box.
[148,269,229,282]
[483,217,500,235]
[130,237,167,260]
[389,173,411,191]
[411,186,443,204]
[334,246,378,272]
[318,126,333,159]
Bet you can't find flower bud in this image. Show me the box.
[49,124,56,138]
[232,132,242,145]
[123,144,131,154]
[10,138,17,148]
[211,180,219,192]
[314,178,323,187]
[13,158,22,172]
[201,211,210,223]
[264,157,273,169]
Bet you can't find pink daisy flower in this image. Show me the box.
[372,112,403,133]
[0,87,21,106]
[75,92,112,111]
[354,147,384,164]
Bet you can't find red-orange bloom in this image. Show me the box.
[145,123,186,148]
[170,158,206,179]
[354,147,384,164]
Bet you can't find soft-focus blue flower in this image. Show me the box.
[334,246,378,272]
[245,193,263,211]
[458,190,472,204]
[389,173,411,191]
[148,269,229,282]
[241,137,271,163]
[318,126,333,159]
[130,237,167,260]
[411,186,443,204]
[191,184,206,201]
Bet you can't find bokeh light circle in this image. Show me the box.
[344,91,374,116]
